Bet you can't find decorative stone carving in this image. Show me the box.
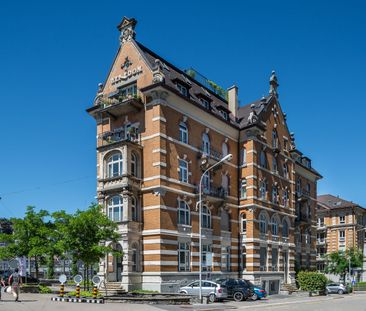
[152,59,165,83]
[117,17,137,45]
[269,70,279,97]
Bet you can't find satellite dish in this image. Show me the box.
[59,274,67,284]
[92,276,101,286]
[73,274,83,284]
[9,260,18,269]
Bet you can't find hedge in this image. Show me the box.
[297,271,327,293]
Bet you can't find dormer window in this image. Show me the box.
[177,83,188,97]
[219,110,228,120]
[199,97,210,109]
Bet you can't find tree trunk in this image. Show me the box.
[35,256,39,280]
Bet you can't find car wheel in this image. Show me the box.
[251,293,258,301]
[338,289,344,295]
[208,293,216,303]
[325,289,329,295]
[179,291,187,295]
[233,291,244,302]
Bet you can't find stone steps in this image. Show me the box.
[99,282,126,296]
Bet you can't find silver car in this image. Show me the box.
[326,283,348,295]
[179,280,228,302]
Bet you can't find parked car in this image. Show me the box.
[326,283,348,295]
[242,280,267,300]
[215,278,253,301]
[179,280,228,302]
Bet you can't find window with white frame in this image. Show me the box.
[283,163,289,179]
[282,219,289,237]
[259,180,267,199]
[305,229,311,244]
[202,206,211,229]
[318,217,325,227]
[108,195,123,222]
[107,152,123,178]
[221,247,231,272]
[240,179,247,199]
[241,147,247,165]
[339,230,345,241]
[272,130,278,149]
[202,244,212,271]
[272,186,279,204]
[222,142,228,157]
[178,242,190,271]
[296,178,302,194]
[179,122,188,144]
[272,156,278,173]
[339,215,345,224]
[271,217,279,236]
[241,214,247,234]
[203,171,210,193]
[178,200,190,225]
[177,83,188,97]
[179,159,188,183]
[260,247,267,271]
[283,189,289,207]
[259,213,267,234]
[119,83,137,99]
[260,150,267,168]
[131,152,138,177]
[202,133,210,154]
[131,196,138,221]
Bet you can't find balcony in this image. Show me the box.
[295,213,311,224]
[97,174,142,192]
[87,95,143,119]
[97,127,141,149]
[200,186,228,201]
[198,147,223,168]
[296,189,310,202]
[316,239,326,245]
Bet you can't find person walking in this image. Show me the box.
[0,275,5,300]
[8,268,22,302]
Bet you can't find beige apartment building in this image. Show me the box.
[316,194,366,277]
[87,17,321,293]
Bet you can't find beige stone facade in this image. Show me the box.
[316,195,366,276]
[87,17,321,293]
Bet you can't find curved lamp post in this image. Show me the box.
[198,153,233,303]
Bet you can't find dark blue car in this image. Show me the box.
[244,280,267,300]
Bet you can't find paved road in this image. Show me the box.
[1,293,366,311]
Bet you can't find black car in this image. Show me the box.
[216,278,253,301]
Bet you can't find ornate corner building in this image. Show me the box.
[316,195,366,280]
[86,17,322,293]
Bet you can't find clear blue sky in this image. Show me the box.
[0,0,365,218]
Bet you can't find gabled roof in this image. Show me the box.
[237,95,273,128]
[317,194,363,210]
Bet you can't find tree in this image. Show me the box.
[61,203,119,290]
[325,248,363,282]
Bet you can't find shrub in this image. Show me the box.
[39,285,52,294]
[297,271,327,293]
[130,289,159,294]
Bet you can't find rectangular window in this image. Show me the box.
[339,230,345,241]
[179,160,188,183]
[318,217,324,227]
[178,242,190,271]
[221,247,230,272]
[203,172,210,193]
[202,245,212,272]
[240,179,247,199]
[178,200,190,225]
[177,83,188,97]
[340,216,345,224]
[119,83,137,99]
[272,248,278,271]
[260,247,267,271]
[179,123,188,144]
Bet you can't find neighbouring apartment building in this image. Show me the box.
[87,17,322,293]
[316,194,366,279]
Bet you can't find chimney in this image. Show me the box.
[227,85,238,118]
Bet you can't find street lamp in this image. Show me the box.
[198,153,233,303]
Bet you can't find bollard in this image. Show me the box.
[92,286,98,299]
[76,284,80,299]
[59,284,65,297]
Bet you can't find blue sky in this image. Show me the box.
[0,0,365,218]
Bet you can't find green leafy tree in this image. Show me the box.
[297,271,327,295]
[325,248,363,282]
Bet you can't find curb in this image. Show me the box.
[51,297,104,304]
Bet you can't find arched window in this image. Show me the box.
[283,189,289,207]
[240,178,247,199]
[282,218,289,238]
[222,142,228,157]
[179,159,188,183]
[202,205,211,228]
[260,150,267,168]
[271,216,279,236]
[203,171,210,193]
[131,243,139,272]
[221,209,230,231]
[107,152,123,178]
[241,214,247,234]
[272,156,278,173]
[202,133,210,155]
[241,147,247,165]
[178,200,190,225]
[131,196,138,221]
[259,180,267,199]
[259,213,268,234]
[131,152,138,177]
[108,196,123,222]
[179,122,188,144]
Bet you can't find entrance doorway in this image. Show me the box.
[283,251,289,283]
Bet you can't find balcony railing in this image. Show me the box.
[199,147,222,161]
[97,127,141,148]
[316,239,326,245]
[201,186,228,199]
